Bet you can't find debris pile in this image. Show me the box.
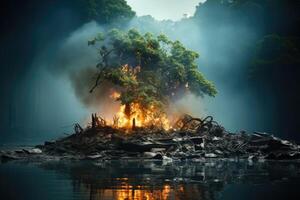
[1,115,299,161]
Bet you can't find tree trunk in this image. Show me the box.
[132,118,136,130]
[124,103,131,119]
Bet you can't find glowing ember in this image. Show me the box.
[109,91,121,99]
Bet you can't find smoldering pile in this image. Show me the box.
[1,114,300,162]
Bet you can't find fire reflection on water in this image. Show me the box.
[33,160,300,200]
[94,184,171,200]
[84,181,199,200]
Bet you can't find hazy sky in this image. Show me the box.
[126,0,206,21]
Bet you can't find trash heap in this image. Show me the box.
[1,115,300,161]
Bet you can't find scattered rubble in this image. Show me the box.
[1,115,299,162]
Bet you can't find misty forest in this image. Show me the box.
[1,1,300,200]
[1,0,300,144]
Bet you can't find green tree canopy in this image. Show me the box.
[81,0,135,24]
[89,29,217,118]
[251,34,300,82]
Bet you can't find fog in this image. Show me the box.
[126,0,205,21]
[1,3,279,144]
[128,15,275,133]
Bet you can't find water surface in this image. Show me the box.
[1,160,300,200]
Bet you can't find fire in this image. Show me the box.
[109,91,171,130]
[114,103,170,130]
[92,64,173,131]
[121,64,141,76]
[109,91,121,99]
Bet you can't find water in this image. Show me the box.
[1,160,300,200]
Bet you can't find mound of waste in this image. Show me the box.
[1,115,299,161]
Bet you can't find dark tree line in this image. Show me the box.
[193,0,300,139]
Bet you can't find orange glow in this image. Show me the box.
[99,64,175,131]
[110,91,121,99]
[108,93,171,130]
[94,184,173,200]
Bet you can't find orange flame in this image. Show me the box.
[109,91,121,99]
[108,91,170,130]
[91,64,176,131]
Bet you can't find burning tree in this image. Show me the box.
[88,29,217,129]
